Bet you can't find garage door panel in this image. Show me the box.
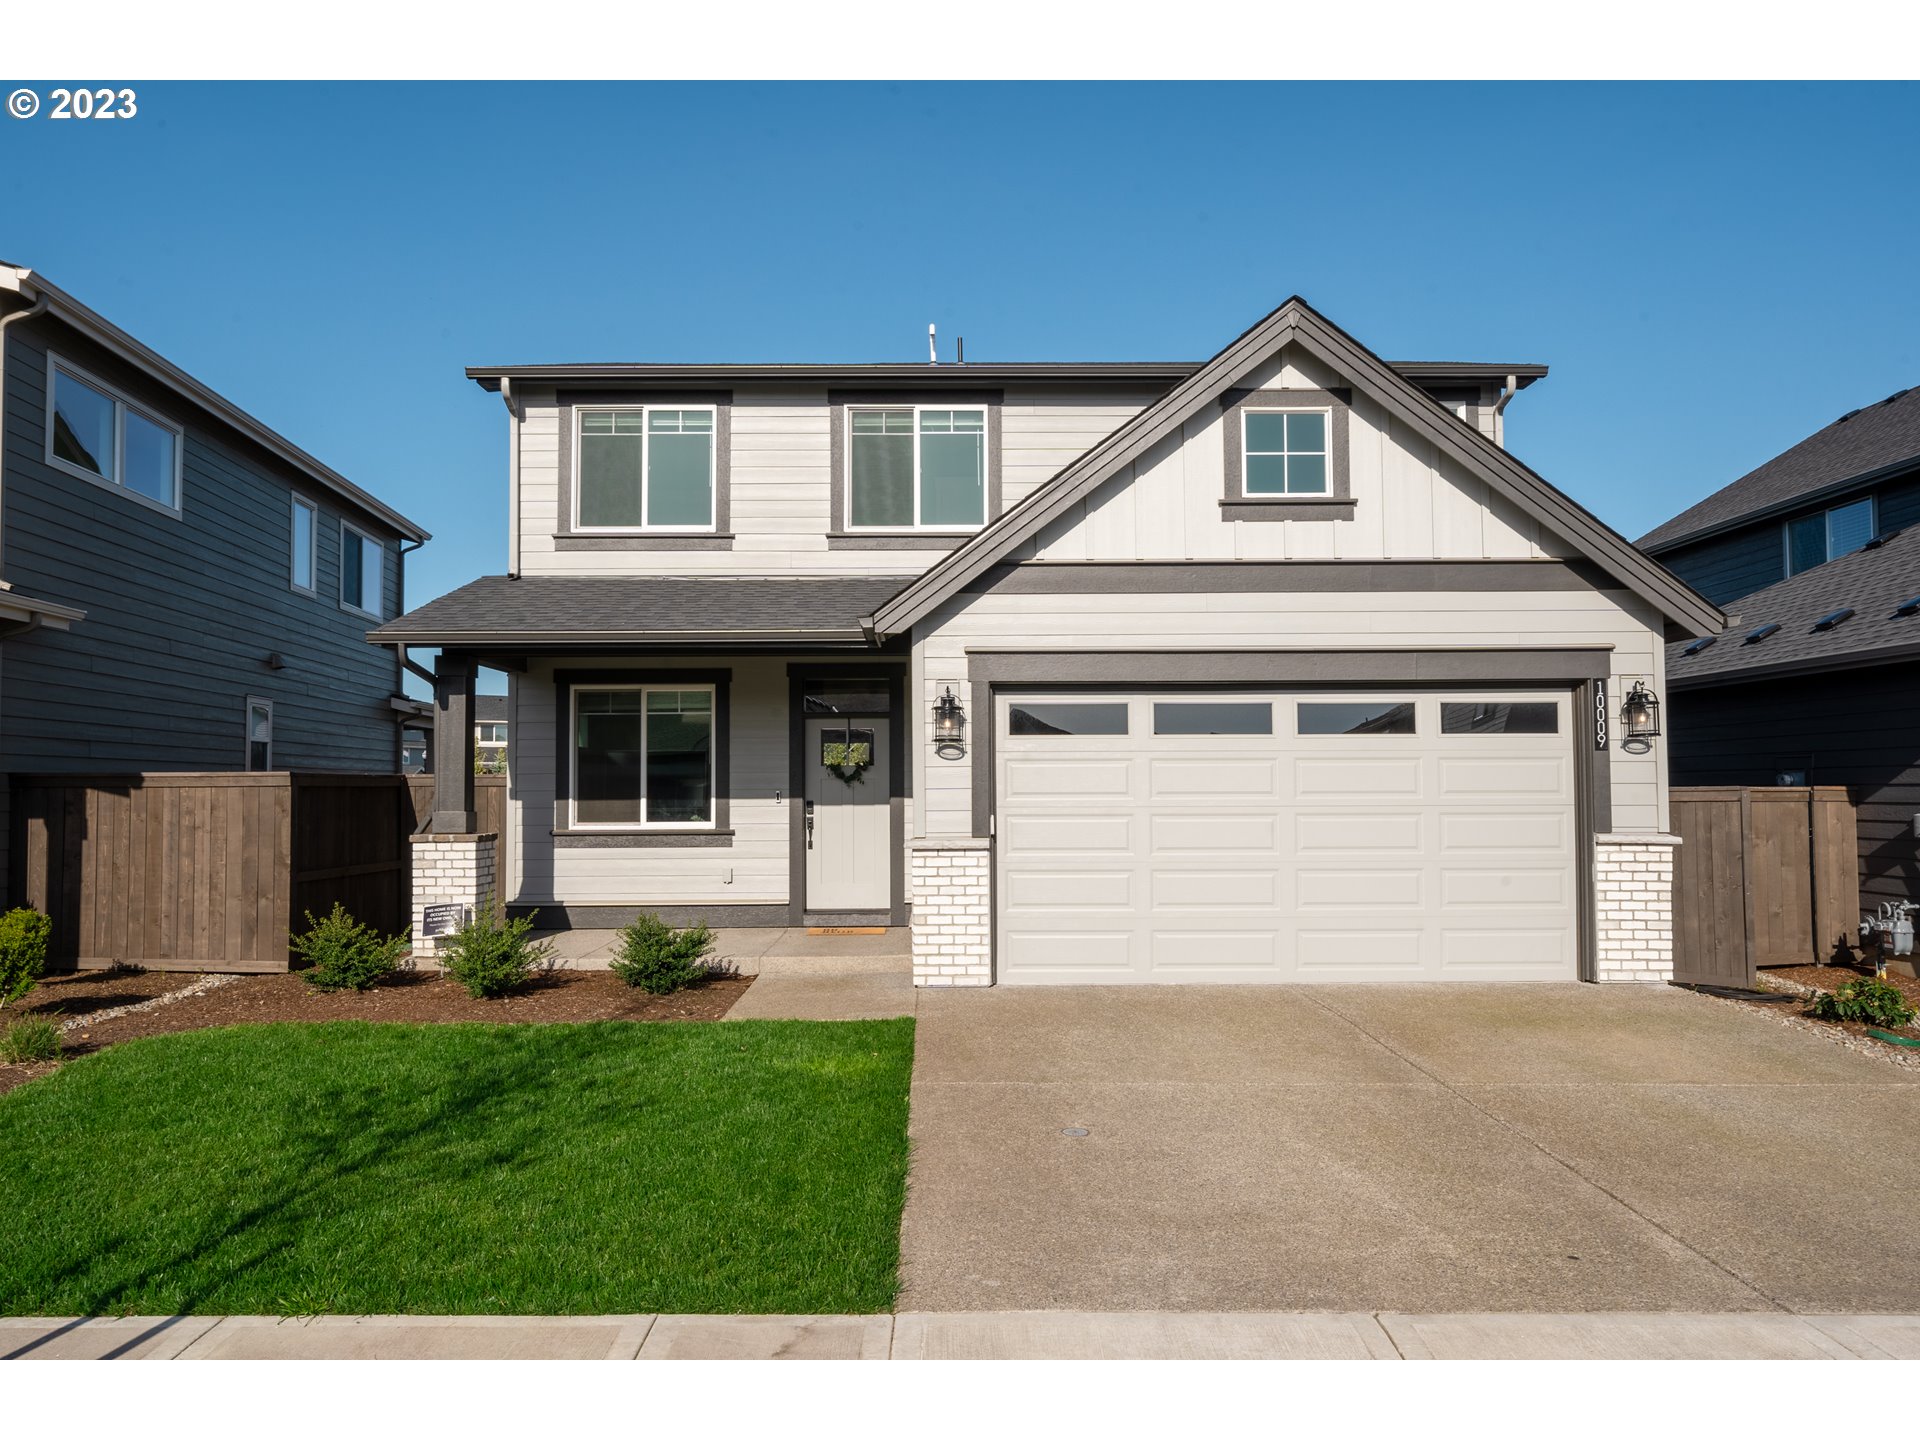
[1148,757,1280,797]
[1439,756,1569,798]
[1149,868,1279,909]
[1005,813,1136,853]
[1001,758,1134,800]
[1149,931,1282,971]
[1439,929,1574,976]
[1294,867,1425,909]
[1439,810,1570,853]
[1296,811,1424,854]
[1295,930,1429,976]
[1002,931,1136,973]
[1294,757,1424,797]
[1440,867,1570,908]
[1152,813,1280,853]
[1004,868,1134,910]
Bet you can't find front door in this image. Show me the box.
[804,716,890,912]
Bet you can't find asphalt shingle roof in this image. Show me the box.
[1640,385,1920,552]
[370,574,916,646]
[1665,527,1920,686]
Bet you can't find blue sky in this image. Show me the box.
[5,80,1917,672]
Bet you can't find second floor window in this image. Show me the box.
[848,406,986,529]
[340,521,385,618]
[1786,497,1874,576]
[48,359,183,513]
[290,496,317,593]
[1242,409,1330,495]
[577,407,716,530]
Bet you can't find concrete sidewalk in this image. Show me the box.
[6,1311,1919,1360]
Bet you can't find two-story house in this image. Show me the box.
[0,264,429,898]
[1645,384,1920,914]
[377,297,1721,988]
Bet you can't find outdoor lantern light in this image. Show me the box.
[1620,680,1661,754]
[933,686,966,756]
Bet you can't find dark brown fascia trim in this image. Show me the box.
[1221,386,1354,517]
[554,390,733,540]
[554,667,731,835]
[964,647,1614,687]
[1668,640,1920,691]
[959,559,1627,596]
[1641,453,1920,556]
[866,299,1722,639]
[828,390,1004,537]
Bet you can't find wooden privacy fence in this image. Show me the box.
[1670,786,1859,989]
[10,772,508,972]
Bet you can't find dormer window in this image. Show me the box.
[1786,497,1874,576]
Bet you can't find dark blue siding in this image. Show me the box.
[1658,527,1784,607]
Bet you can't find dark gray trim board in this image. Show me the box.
[470,361,1545,389]
[828,389,1003,538]
[785,661,910,928]
[966,647,1614,687]
[510,903,788,930]
[866,297,1722,639]
[552,831,734,848]
[555,390,732,542]
[553,667,732,835]
[1221,386,1354,521]
[956,560,1626,596]
[1575,675,1612,984]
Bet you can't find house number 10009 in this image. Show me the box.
[1592,678,1609,750]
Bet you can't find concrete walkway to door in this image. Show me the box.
[900,983,1920,1315]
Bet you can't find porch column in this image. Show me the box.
[431,654,477,833]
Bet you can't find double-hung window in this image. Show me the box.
[290,496,317,594]
[245,698,273,771]
[46,358,183,513]
[576,406,717,531]
[1786,497,1874,576]
[1242,409,1330,496]
[847,406,987,529]
[571,685,715,829]
[340,520,385,618]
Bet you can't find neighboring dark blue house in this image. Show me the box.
[0,264,429,897]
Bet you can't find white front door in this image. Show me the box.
[804,716,891,911]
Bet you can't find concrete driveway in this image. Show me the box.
[899,984,1920,1314]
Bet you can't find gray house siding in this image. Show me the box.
[1,311,406,778]
[1658,528,1786,608]
[1668,664,1920,914]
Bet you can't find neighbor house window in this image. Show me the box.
[1786,497,1874,576]
[847,406,987,529]
[1242,410,1330,495]
[576,406,717,531]
[340,521,385,618]
[571,685,715,828]
[47,358,183,512]
[245,698,273,771]
[476,723,507,744]
[290,496,317,594]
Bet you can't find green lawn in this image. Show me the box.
[0,1018,914,1316]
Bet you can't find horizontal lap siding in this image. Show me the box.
[1669,665,1920,910]
[912,586,1669,837]
[2,316,403,776]
[1658,528,1786,607]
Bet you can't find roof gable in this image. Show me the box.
[867,298,1723,638]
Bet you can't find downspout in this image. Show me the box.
[1491,373,1520,448]
[500,377,520,581]
[394,535,426,769]
[0,290,51,588]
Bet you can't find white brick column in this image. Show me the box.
[909,838,991,987]
[410,832,498,961]
[1594,832,1679,983]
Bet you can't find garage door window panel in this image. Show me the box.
[1440,702,1559,735]
[1297,701,1416,736]
[1153,702,1272,735]
[1007,703,1128,736]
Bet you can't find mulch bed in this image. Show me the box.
[1733,960,1920,1055]
[1765,962,1920,1011]
[0,967,752,1097]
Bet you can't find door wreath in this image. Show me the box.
[821,725,875,784]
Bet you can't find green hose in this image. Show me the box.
[1865,1028,1920,1048]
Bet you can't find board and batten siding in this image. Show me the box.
[1,312,406,777]
[508,654,914,909]
[512,385,1158,578]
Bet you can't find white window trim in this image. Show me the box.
[1240,406,1333,497]
[44,353,185,518]
[571,403,719,535]
[568,682,718,832]
[245,696,273,771]
[1782,494,1877,575]
[844,403,990,533]
[338,518,385,620]
[290,494,319,596]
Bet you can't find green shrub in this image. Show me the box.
[1807,976,1918,1028]
[437,900,556,999]
[0,908,52,1009]
[609,912,719,995]
[0,1015,60,1064]
[292,904,410,992]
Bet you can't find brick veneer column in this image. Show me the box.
[909,838,991,987]
[1594,832,1680,983]
[410,831,498,961]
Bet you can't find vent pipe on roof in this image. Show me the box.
[928,323,937,365]
[957,336,965,365]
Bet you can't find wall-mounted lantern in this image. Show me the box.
[1620,680,1661,754]
[933,686,966,757]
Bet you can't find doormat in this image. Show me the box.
[807,926,885,936]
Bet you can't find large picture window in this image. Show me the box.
[46,357,183,513]
[576,406,717,531]
[848,406,986,529]
[572,685,715,828]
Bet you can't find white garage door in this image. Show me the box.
[995,690,1579,984]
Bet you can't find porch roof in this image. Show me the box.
[368,574,916,648]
